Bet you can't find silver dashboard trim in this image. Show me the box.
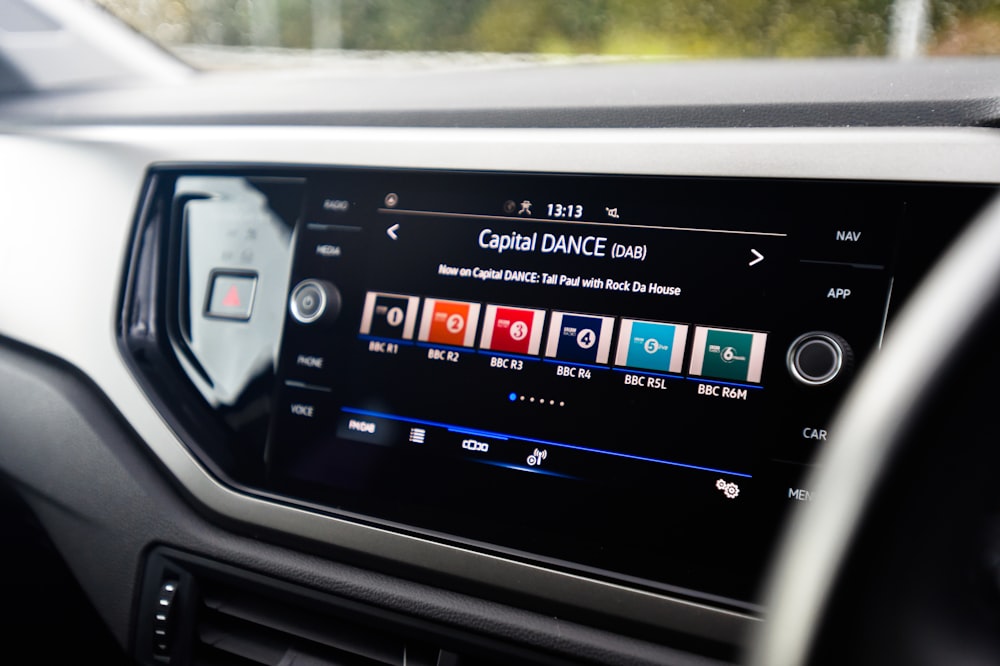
[1,125,999,645]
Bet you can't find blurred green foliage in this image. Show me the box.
[96,0,1000,57]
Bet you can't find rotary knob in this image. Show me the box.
[289,279,341,325]
[786,332,853,386]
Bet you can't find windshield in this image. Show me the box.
[95,0,1000,69]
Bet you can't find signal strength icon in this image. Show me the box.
[409,428,426,444]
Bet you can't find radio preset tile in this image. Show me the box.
[479,305,546,355]
[359,291,420,340]
[545,312,615,364]
[418,298,481,348]
[688,327,768,384]
[614,319,689,374]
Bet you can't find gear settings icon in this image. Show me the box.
[715,478,740,500]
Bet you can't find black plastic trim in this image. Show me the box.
[0,331,738,664]
[138,546,735,666]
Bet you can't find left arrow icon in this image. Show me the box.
[387,223,400,240]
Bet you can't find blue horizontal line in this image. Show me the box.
[542,359,609,371]
[448,427,510,441]
[415,341,474,353]
[612,367,683,380]
[476,350,540,362]
[686,377,763,390]
[475,460,578,479]
[358,334,414,346]
[340,406,751,479]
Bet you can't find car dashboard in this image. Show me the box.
[2,18,1000,664]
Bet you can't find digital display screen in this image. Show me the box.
[264,169,898,605]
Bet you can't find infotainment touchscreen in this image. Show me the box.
[249,169,898,606]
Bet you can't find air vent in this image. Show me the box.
[194,581,438,666]
[136,548,548,666]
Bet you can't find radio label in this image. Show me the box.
[428,348,461,363]
[489,356,524,370]
[557,365,592,379]
[368,340,399,354]
[623,374,668,389]
[696,383,749,400]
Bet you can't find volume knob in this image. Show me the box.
[289,279,341,325]
[786,332,852,386]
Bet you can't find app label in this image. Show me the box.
[359,292,420,340]
[545,312,615,364]
[688,326,767,383]
[418,298,481,347]
[614,319,688,374]
[480,305,545,355]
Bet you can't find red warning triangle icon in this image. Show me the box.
[222,284,241,308]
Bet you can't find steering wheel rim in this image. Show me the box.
[749,193,1000,665]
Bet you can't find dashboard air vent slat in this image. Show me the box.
[195,585,436,666]
[138,549,568,666]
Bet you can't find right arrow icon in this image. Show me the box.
[749,248,764,267]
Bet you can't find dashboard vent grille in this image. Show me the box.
[137,548,527,666]
[194,582,438,666]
